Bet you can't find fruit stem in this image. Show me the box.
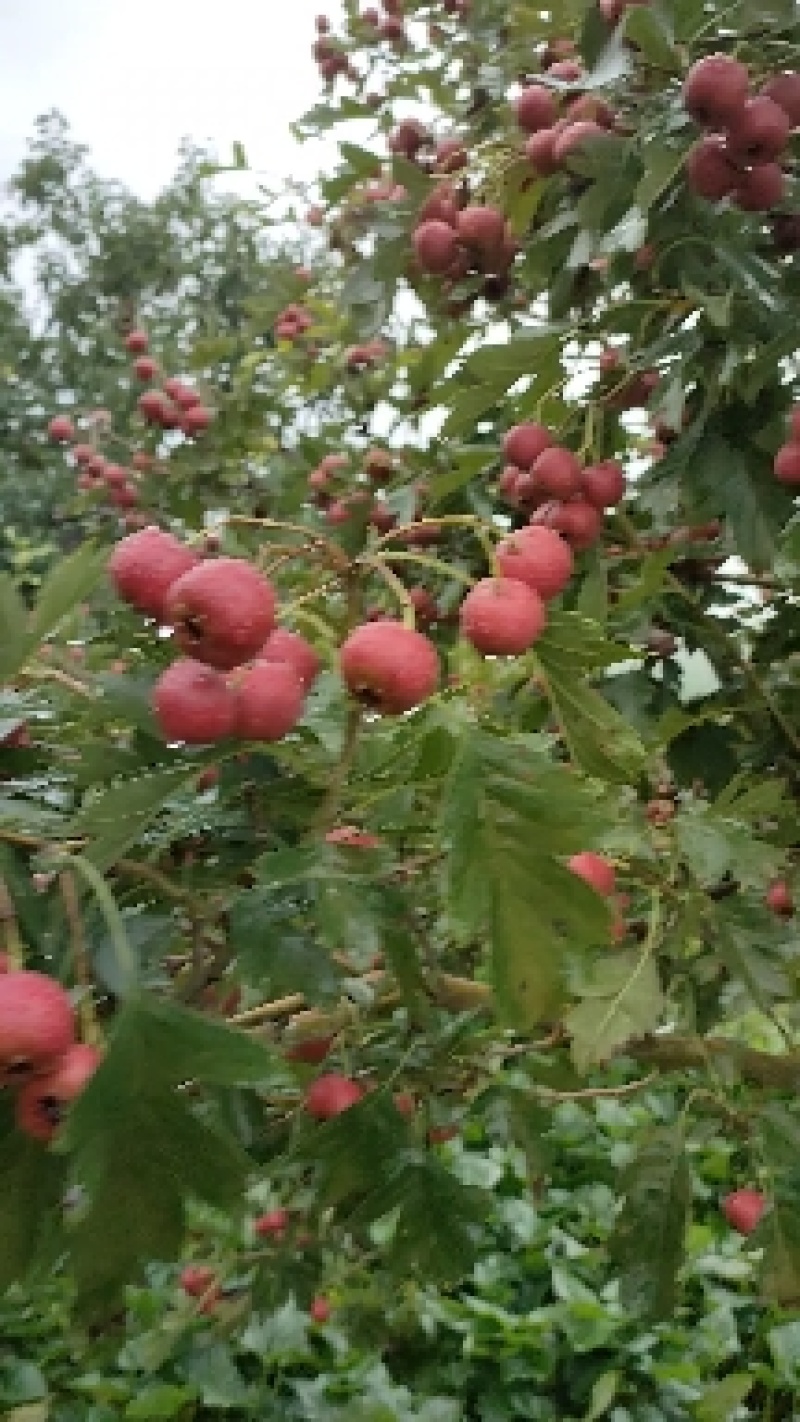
[372,549,476,586]
[0,876,24,970]
[59,870,102,1046]
[224,515,350,572]
[360,556,419,626]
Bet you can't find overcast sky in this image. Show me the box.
[0,0,345,196]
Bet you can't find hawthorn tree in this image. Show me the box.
[0,0,799,1409]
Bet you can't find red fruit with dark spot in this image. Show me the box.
[495,526,574,600]
[734,162,785,211]
[16,1043,101,1142]
[413,220,461,275]
[686,137,740,200]
[72,443,95,465]
[542,499,603,550]
[0,971,75,1087]
[547,60,583,81]
[325,499,351,525]
[196,766,220,792]
[230,660,305,742]
[165,558,276,670]
[108,525,199,620]
[502,423,552,469]
[153,660,238,744]
[284,1035,334,1064]
[761,71,800,126]
[766,879,794,916]
[568,852,616,896]
[340,621,439,714]
[460,577,547,655]
[255,1208,290,1238]
[774,443,800,485]
[138,389,170,424]
[180,1265,217,1298]
[525,126,564,174]
[182,404,213,436]
[363,448,394,483]
[722,1189,766,1235]
[514,84,558,133]
[163,378,201,409]
[683,54,750,128]
[310,1296,331,1324]
[727,96,790,164]
[580,460,626,508]
[370,502,397,534]
[125,329,149,354]
[132,355,159,381]
[48,415,75,443]
[305,1073,364,1119]
[418,184,459,226]
[456,205,506,260]
[532,446,583,499]
[260,629,321,690]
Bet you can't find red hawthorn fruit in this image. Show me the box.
[495,526,574,600]
[552,120,609,164]
[0,971,75,1086]
[370,502,398,534]
[734,162,785,211]
[434,138,468,173]
[305,1073,364,1119]
[254,1208,290,1239]
[568,851,616,897]
[567,94,616,127]
[413,220,461,275]
[459,577,547,655]
[600,349,621,379]
[108,525,199,621]
[260,628,321,690]
[773,443,800,485]
[162,378,201,409]
[124,329,149,354]
[455,205,506,260]
[325,825,383,848]
[325,499,351,525]
[418,183,460,226]
[408,586,439,626]
[503,422,552,468]
[180,1265,218,1298]
[138,389,171,424]
[532,446,583,499]
[790,408,800,441]
[580,460,626,508]
[72,443,95,465]
[132,355,159,381]
[721,1188,766,1235]
[547,59,583,81]
[363,448,394,483]
[766,879,794,916]
[153,659,238,744]
[48,415,75,443]
[498,465,523,501]
[525,126,564,175]
[284,1035,334,1064]
[683,53,750,128]
[428,1124,459,1144]
[536,499,603,550]
[762,71,800,126]
[230,660,305,742]
[339,620,439,714]
[182,404,213,436]
[309,1295,331,1324]
[394,1091,417,1117]
[196,765,220,793]
[726,96,791,164]
[165,558,276,671]
[16,1043,102,1142]
[514,84,559,133]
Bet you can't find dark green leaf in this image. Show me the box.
[611,1127,691,1319]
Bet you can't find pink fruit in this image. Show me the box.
[495,526,574,600]
[726,96,791,164]
[340,621,439,714]
[15,1043,101,1142]
[108,526,199,621]
[766,879,794,916]
[125,329,150,354]
[459,577,547,655]
[532,446,583,499]
[514,84,559,133]
[153,659,238,744]
[132,355,159,381]
[254,1209,290,1238]
[165,559,277,671]
[260,629,321,690]
[580,460,626,508]
[413,220,461,275]
[568,851,616,897]
[683,54,750,127]
[722,1188,766,1235]
[309,1295,331,1323]
[686,137,740,201]
[305,1073,364,1119]
[48,415,75,443]
[502,423,552,469]
[761,71,800,126]
[230,660,305,741]
[0,971,75,1086]
[774,443,800,485]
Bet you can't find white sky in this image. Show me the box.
[0,0,346,196]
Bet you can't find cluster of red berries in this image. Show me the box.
[0,968,101,1142]
[684,54,800,212]
[498,421,626,552]
[360,0,408,45]
[312,13,358,85]
[108,526,321,746]
[514,81,616,176]
[413,196,518,283]
[307,448,399,529]
[274,304,315,343]
[128,328,214,436]
[344,338,389,372]
[772,406,800,487]
[388,118,467,175]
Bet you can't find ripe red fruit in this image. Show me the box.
[568,852,616,897]
[495,526,574,600]
[16,1043,101,1142]
[138,389,170,424]
[762,71,800,126]
[0,971,75,1086]
[766,879,794,916]
[514,84,558,133]
[165,559,276,671]
[536,500,603,551]
[363,448,394,483]
[552,121,608,163]
[394,1090,417,1117]
[734,162,785,211]
[428,1124,459,1144]
[525,126,564,174]
[340,621,439,714]
[48,415,75,443]
[163,378,201,409]
[309,1295,331,1324]
[181,403,213,436]
[502,423,552,469]
[686,137,740,200]
[580,460,626,508]
[325,825,382,848]
[153,659,238,744]
[284,1035,334,1064]
[413,220,461,275]
[773,443,800,485]
[180,1265,217,1298]
[72,443,95,465]
[230,660,305,742]
[305,1073,364,1119]
[125,329,149,354]
[722,1189,766,1235]
[108,526,199,621]
[132,355,159,381]
[254,1208,290,1238]
[726,96,790,164]
[683,54,750,128]
[460,577,547,655]
[455,205,506,260]
[532,446,583,499]
[260,629,321,690]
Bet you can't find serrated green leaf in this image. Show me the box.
[351,1151,484,1284]
[68,766,197,871]
[28,542,108,643]
[0,1124,65,1292]
[565,949,663,1072]
[693,1374,753,1421]
[0,575,30,680]
[611,1127,691,1320]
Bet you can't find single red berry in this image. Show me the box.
[138,389,171,424]
[259,629,321,690]
[686,137,741,201]
[722,1189,766,1235]
[532,446,583,499]
[580,460,626,508]
[363,448,394,483]
[325,825,383,848]
[568,851,616,897]
[230,660,305,742]
[761,71,800,126]
[254,1208,290,1239]
[340,621,439,714]
[495,526,574,600]
[734,162,785,211]
[108,526,199,621]
[153,659,238,744]
[525,126,564,175]
[766,879,794,916]
[165,558,277,671]
[413,220,462,275]
[455,205,506,260]
[182,404,213,436]
[683,54,750,128]
[514,84,558,133]
[726,96,791,164]
[774,443,800,485]
[0,971,75,1086]
[16,1043,101,1142]
[48,415,75,443]
[132,355,159,381]
[309,1295,331,1324]
[553,121,609,163]
[180,1265,218,1298]
[460,577,547,655]
[502,423,552,469]
[305,1073,364,1120]
[125,329,150,354]
[72,443,95,465]
[393,1090,417,1117]
[284,1035,334,1065]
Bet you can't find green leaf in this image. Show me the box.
[0,575,30,680]
[68,766,198,871]
[565,949,664,1073]
[611,1126,691,1320]
[758,1106,800,1306]
[28,542,108,644]
[0,1126,65,1292]
[584,1371,619,1421]
[313,1092,410,1207]
[623,5,680,70]
[693,1374,753,1422]
[352,1151,485,1284]
[767,1320,800,1387]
